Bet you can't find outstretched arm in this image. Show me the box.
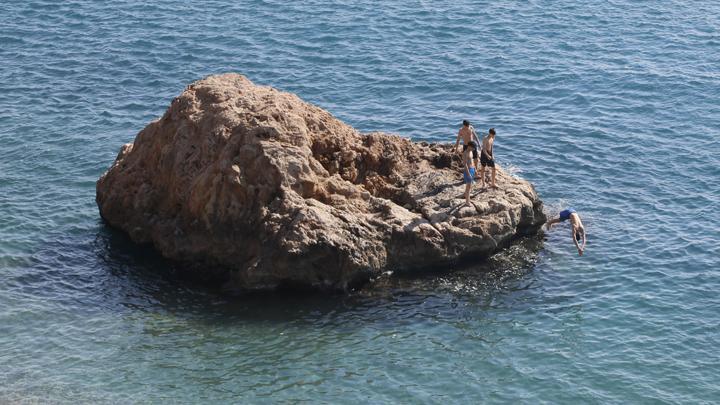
[454,131,461,153]
[573,230,583,256]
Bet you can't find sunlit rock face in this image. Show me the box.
[97,73,546,291]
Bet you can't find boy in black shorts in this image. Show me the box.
[480,128,496,188]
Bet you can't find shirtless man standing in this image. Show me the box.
[454,120,481,172]
[546,207,587,256]
[480,128,497,189]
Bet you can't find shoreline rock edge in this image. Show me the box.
[96,73,546,292]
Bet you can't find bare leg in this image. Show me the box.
[546,217,560,230]
[464,183,471,205]
[479,165,485,188]
[474,158,480,178]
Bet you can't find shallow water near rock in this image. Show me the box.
[1,0,719,402]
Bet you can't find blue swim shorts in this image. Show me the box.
[463,168,476,184]
[559,207,576,221]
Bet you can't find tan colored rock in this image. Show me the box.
[96,73,546,291]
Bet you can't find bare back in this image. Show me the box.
[463,148,475,169]
[482,135,494,158]
[569,213,584,231]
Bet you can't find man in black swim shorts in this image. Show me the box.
[480,128,497,188]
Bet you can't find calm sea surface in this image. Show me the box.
[1,0,719,403]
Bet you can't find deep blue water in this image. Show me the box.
[2,0,719,402]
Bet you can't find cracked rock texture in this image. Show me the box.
[96,73,546,291]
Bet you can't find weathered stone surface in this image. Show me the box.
[96,73,546,291]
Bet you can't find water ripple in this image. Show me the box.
[1,0,720,402]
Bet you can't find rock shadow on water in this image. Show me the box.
[95,220,547,328]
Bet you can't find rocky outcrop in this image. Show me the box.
[96,73,545,291]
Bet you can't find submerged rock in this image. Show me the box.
[96,73,546,291]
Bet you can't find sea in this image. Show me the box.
[1,0,719,403]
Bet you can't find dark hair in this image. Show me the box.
[463,120,470,127]
[467,141,476,148]
[489,128,496,135]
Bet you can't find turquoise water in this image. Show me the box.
[2,0,719,402]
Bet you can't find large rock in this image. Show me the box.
[97,73,546,291]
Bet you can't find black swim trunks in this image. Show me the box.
[463,143,478,160]
[481,142,494,167]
